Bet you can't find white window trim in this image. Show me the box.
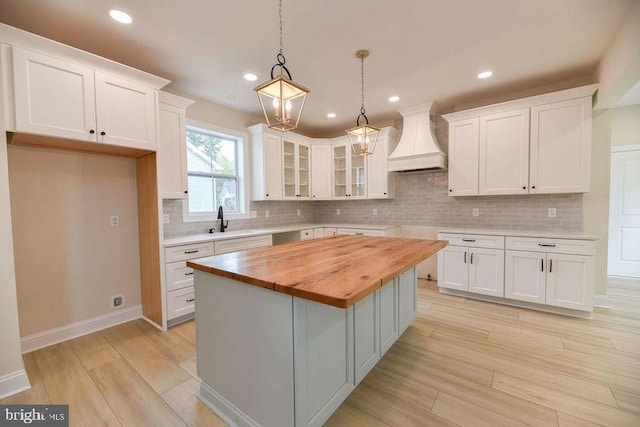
[182,119,251,222]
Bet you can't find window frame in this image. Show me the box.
[182,120,251,222]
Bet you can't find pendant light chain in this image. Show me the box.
[360,55,365,113]
[278,0,283,55]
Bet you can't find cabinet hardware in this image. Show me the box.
[184,190,188,194]
[470,253,474,264]
[184,250,198,254]
[265,193,269,197]
[538,243,556,247]
[549,259,553,273]
[541,259,544,272]
[186,298,195,303]
[89,129,95,134]
[100,131,106,136]
[449,189,452,192]
[184,272,194,276]
[462,239,476,242]
[313,195,316,197]
[464,252,467,263]
[532,185,536,189]
[383,192,387,195]
[355,232,364,236]
[522,186,526,189]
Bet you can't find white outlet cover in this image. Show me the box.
[548,208,556,218]
[472,208,479,217]
[265,210,270,218]
[372,208,378,216]
[250,210,257,218]
[297,209,301,216]
[110,215,120,226]
[162,214,170,224]
[336,208,341,215]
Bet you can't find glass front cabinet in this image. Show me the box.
[283,139,310,199]
[332,140,367,199]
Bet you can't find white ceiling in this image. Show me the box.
[0,0,634,136]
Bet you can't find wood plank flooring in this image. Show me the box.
[3,280,639,426]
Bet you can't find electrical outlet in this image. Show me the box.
[336,208,341,216]
[548,208,556,218]
[472,208,479,217]
[297,209,301,217]
[111,295,124,308]
[162,214,170,224]
[265,210,270,218]
[372,208,378,216]
[250,210,257,218]
[110,215,120,227]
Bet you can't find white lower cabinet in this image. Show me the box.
[379,279,399,355]
[336,228,386,237]
[437,234,505,297]
[167,286,195,320]
[504,250,546,303]
[353,292,380,385]
[398,268,418,332]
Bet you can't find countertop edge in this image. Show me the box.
[437,228,600,240]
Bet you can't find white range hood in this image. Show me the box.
[387,102,446,172]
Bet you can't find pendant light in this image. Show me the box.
[254,0,310,132]
[346,49,379,156]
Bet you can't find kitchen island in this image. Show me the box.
[187,235,447,427]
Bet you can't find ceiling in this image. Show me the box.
[0,0,634,136]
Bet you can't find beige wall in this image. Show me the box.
[8,146,141,337]
[612,104,640,146]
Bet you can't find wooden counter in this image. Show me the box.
[187,235,448,308]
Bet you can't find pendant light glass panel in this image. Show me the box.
[255,75,309,132]
[347,123,379,156]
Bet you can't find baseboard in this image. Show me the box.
[198,381,260,427]
[21,305,142,354]
[608,276,640,288]
[594,293,610,309]
[0,369,30,400]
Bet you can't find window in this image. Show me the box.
[183,122,249,222]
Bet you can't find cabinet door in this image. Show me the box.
[367,136,391,198]
[398,268,417,334]
[504,250,546,303]
[530,97,591,194]
[158,103,188,199]
[95,71,157,150]
[379,279,398,355]
[350,144,367,198]
[333,144,349,198]
[437,246,469,291]
[12,47,97,141]
[263,134,283,199]
[354,291,380,385]
[546,253,594,311]
[479,109,530,195]
[448,118,479,196]
[297,143,310,198]
[468,248,505,297]
[310,145,332,199]
[283,140,297,199]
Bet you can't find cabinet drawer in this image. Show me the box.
[215,234,273,255]
[506,237,595,256]
[313,228,324,238]
[438,233,505,249]
[300,229,314,240]
[337,228,386,237]
[167,286,195,320]
[165,261,194,292]
[164,242,214,263]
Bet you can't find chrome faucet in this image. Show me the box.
[217,205,229,232]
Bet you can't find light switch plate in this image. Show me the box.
[472,208,479,217]
[110,215,120,227]
[297,209,301,217]
[265,210,270,218]
[336,208,341,216]
[548,208,556,218]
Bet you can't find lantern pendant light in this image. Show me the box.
[254,0,310,132]
[346,49,379,156]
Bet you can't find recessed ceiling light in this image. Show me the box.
[108,9,132,24]
[327,113,337,119]
[225,95,236,100]
[477,70,493,79]
[243,73,258,82]
[388,95,400,103]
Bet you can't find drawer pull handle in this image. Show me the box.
[470,252,474,264]
[355,232,364,236]
[538,244,556,247]
[184,250,199,254]
[464,251,467,264]
[541,259,544,272]
[549,259,553,273]
[186,298,195,303]
[184,272,194,276]
[462,239,476,242]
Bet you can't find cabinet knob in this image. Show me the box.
[100,131,106,136]
[266,193,269,197]
[89,129,95,134]
[184,190,188,194]
[383,192,387,195]
[449,189,452,192]
[522,186,526,190]
[532,186,536,189]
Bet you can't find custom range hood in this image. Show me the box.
[388,102,446,172]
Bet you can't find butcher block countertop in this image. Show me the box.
[187,235,448,308]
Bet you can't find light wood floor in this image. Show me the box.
[3,280,639,426]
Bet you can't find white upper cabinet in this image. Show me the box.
[8,45,165,150]
[310,144,332,200]
[448,118,479,196]
[530,97,592,194]
[158,92,194,199]
[249,125,283,200]
[479,109,530,195]
[333,142,366,199]
[283,139,310,200]
[443,84,597,197]
[12,47,97,141]
[367,128,398,199]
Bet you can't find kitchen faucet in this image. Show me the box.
[217,205,229,232]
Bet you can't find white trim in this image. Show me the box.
[198,381,261,427]
[0,369,30,400]
[142,315,164,331]
[611,144,640,153]
[608,275,640,288]
[20,305,142,354]
[594,294,610,309]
